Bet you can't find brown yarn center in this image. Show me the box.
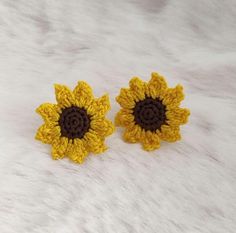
[133,97,166,131]
[59,106,91,139]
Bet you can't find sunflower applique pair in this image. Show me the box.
[36,72,190,164]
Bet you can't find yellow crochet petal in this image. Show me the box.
[35,123,60,144]
[36,103,60,122]
[54,84,75,108]
[141,131,160,151]
[88,94,110,117]
[162,85,184,108]
[116,88,135,109]
[84,131,107,154]
[73,81,93,108]
[123,124,142,143]
[67,139,88,164]
[51,137,68,160]
[166,107,190,126]
[115,108,134,127]
[129,77,146,102]
[146,72,168,98]
[159,125,181,142]
[90,118,115,137]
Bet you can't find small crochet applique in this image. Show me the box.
[115,72,190,151]
[35,81,115,164]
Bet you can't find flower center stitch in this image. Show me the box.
[59,106,91,139]
[133,97,166,131]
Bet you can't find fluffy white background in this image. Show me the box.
[0,0,236,232]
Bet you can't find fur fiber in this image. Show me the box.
[0,0,236,232]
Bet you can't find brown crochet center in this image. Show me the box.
[133,97,167,132]
[59,106,91,139]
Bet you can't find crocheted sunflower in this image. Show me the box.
[35,81,115,163]
[115,72,190,151]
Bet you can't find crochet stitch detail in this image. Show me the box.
[133,97,167,132]
[59,106,91,139]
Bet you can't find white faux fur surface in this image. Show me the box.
[0,0,236,232]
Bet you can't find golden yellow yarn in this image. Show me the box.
[115,72,190,151]
[35,81,115,164]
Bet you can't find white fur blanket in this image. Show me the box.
[0,0,235,232]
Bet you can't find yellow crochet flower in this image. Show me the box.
[35,81,115,163]
[115,72,190,151]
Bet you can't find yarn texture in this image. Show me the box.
[115,72,190,151]
[35,81,115,163]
